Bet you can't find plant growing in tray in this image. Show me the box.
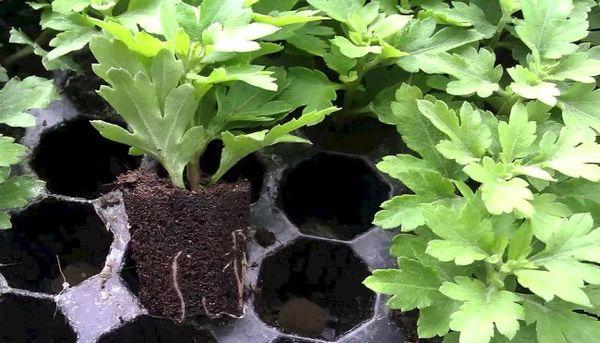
[359,1,600,343]
[12,0,600,341]
[30,0,340,322]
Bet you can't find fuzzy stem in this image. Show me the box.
[186,158,203,192]
[4,30,52,66]
[3,46,34,66]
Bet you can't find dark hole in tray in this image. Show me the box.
[63,52,116,119]
[97,316,215,343]
[121,248,140,296]
[0,199,112,293]
[0,294,76,342]
[198,140,265,202]
[254,239,375,340]
[31,119,141,199]
[280,153,390,240]
[302,115,404,155]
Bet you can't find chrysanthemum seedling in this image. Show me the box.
[0,66,57,229]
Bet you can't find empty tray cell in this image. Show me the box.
[302,115,404,155]
[0,294,76,342]
[97,316,215,343]
[280,153,390,240]
[255,239,375,340]
[0,199,112,293]
[31,119,140,199]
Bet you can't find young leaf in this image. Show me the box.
[440,277,524,343]
[418,47,503,98]
[464,157,534,216]
[9,29,81,72]
[282,22,335,57]
[537,126,600,181]
[0,136,28,167]
[382,84,463,179]
[363,257,443,311]
[306,0,365,24]
[203,0,252,25]
[331,36,382,58]
[558,82,600,132]
[417,100,491,165]
[547,52,600,83]
[508,66,561,106]
[423,202,494,265]
[0,77,59,128]
[0,175,45,230]
[91,50,205,188]
[279,67,341,113]
[419,1,497,39]
[393,18,483,73]
[211,107,339,182]
[523,296,600,343]
[498,102,537,164]
[516,213,600,306]
[515,0,588,60]
[373,154,458,231]
[52,0,90,14]
[188,64,279,91]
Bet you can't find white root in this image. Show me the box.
[171,250,186,323]
[231,230,247,313]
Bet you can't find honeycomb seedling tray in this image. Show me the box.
[0,83,410,342]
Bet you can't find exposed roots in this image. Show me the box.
[171,251,186,323]
[232,230,247,314]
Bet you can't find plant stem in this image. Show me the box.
[186,158,203,192]
[343,80,359,109]
[3,30,52,66]
[3,46,34,66]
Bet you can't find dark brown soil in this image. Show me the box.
[390,310,443,343]
[118,169,251,321]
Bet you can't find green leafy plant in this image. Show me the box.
[362,1,600,342]
[34,0,340,189]
[0,68,58,229]
[21,0,600,340]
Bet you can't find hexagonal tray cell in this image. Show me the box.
[199,140,266,203]
[280,153,390,240]
[97,316,215,343]
[254,239,375,341]
[31,118,140,199]
[0,199,112,293]
[0,294,76,342]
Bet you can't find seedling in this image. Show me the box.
[362,1,600,343]
[32,0,341,189]
[0,64,57,229]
